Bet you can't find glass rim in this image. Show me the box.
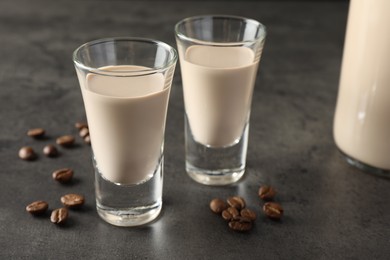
[174,15,267,46]
[72,37,178,76]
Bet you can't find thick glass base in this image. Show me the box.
[94,156,163,227]
[186,165,245,186]
[342,153,390,178]
[96,202,162,227]
[185,116,248,185]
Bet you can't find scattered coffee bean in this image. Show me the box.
[26,200,48,215]
[83,135,91,144]
[227,196,246,210]
[18,146,36,160]
[50,208,68,224]
[61,193,85,208]
[27,128,45,138]
[210,198,228,214]
[56,135,75,147]
[258,185,276,201]
[240,208,257,221]
[75,122,88,130]
[79,127,89,138]
[228,220,253,232]
[52,168,73,183]
[263,202,284,220]
[43,144,59,157]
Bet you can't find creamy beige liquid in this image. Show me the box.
[334,0,390,169]
[78,65,169,184]
[180,45,258,147]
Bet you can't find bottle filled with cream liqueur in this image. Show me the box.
[333,0,390,175]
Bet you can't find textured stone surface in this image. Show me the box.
[0,0,389,259]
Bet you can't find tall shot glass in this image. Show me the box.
[175,15,266,185]
[73,38,177,226]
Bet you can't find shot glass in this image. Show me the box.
[73,38,177,226]
[175,15,266,185]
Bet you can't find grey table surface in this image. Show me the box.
[1,0,389,259]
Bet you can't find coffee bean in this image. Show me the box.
[240,208,257,221]
[26,200,48,215]
[263,202,284,219]
[50,208,68,224]
[56,135,75,147]
[258,185,276,201]
[27,128,45,138]
[75,122,88,130]
[221,207,239,221]
[228,220,252,232]
[227,206,240,217]
[61,194,85,208]
[43,144,58,157]
[227,196,246,210]
[232,215,252,223]
[83,135,91,144]
[210,198,228,214]
[79,127,89,138]
[18,146,36,160]
[221,209,233,221]
[52,168,73,183]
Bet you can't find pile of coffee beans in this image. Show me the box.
[210,196,257,232]
[22,122,89,225]
[210,185,285,232]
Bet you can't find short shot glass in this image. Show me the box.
[73,38,177,226]
[175,15,266,185]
